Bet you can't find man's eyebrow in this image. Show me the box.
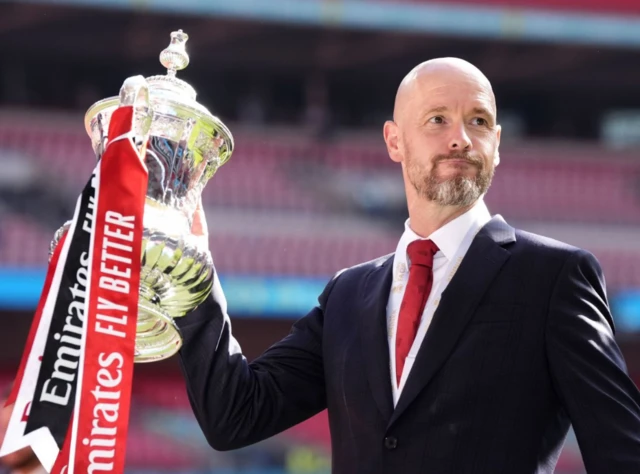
[419,106,448,122]
[419,106,496,123]
[425,106,448,115]
[472,106,494,118]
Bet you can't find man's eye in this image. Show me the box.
[472,117,488,126]
[428,116,445,124]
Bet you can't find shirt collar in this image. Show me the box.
[395,199,492,269]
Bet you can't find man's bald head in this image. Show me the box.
[393,58,496,124]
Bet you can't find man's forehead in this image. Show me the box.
[421,75,493,96]
[415,79,496,114]
[415,97,497,118]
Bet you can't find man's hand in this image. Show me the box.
[48,220,72,262]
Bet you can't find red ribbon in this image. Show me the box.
[65,105,147,474]
[5,233,67,409]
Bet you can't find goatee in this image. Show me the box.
[408,153,494,207]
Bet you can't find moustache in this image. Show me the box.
[434,153,482,167]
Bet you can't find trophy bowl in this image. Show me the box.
[53,30,233,363]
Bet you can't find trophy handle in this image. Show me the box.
[117,75,153,155]
[119,75,149,108]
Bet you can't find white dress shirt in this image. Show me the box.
[387,199,492,406]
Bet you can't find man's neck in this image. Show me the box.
[407,199,478,238]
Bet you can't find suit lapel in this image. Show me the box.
[388,215,516,427]
[359,255,395,422]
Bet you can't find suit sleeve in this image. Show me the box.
[175,269,338,451]
[546,249,640,472]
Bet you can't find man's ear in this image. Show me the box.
[494,124,502,166]
[384,120,402,163]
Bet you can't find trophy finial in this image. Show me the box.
[160,30,190,78]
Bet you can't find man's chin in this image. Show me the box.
[434,171,478,184]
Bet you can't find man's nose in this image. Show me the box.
[448,125,472,150]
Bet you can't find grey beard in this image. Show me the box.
[414,169,493,207]
[425,175,483,206]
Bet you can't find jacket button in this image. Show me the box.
[384,436,398,450]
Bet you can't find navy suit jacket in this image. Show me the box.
[176,215,640,473]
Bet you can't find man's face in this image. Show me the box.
[393,72,501,207]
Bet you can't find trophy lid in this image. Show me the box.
[146,29,197,103]
[84,29,233,166]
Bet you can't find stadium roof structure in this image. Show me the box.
[3,0,640,132]
[9,0,640,46]
[3,0,639,83]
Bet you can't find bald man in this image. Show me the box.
[176,58,640,473]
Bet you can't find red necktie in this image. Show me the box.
[395,239,439,386]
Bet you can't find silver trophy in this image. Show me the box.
[51,30,233,363]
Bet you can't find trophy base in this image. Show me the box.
[135,298,183,363]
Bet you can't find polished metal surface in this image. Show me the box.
[51,30,233,363]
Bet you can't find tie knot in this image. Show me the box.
[407,239,439,268]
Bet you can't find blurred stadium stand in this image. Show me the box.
[1,0,639,473]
